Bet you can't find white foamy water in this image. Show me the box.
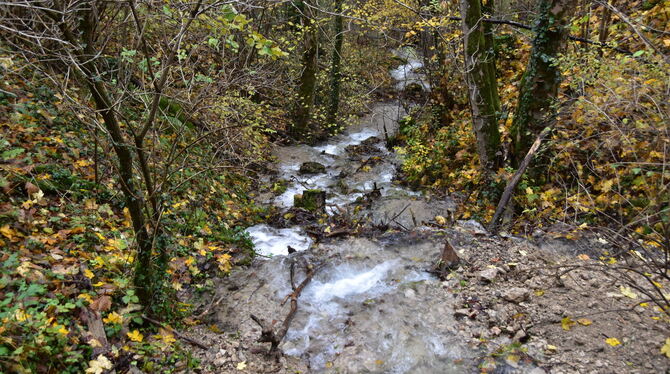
[282,258,437,370]
[313,128,380,156]
[244,224,312,257]
[390,47,431,92]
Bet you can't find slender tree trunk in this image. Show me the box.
[461,0,502,174]
[510,0,576,166]
[597,0,614,56]
[326,0,344,130]
[291,0,318,139]
[51,7,157,308]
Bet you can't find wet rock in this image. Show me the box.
[456,219,488,235]
[478,268,500,282]
[294,189,326,212]
[502,287,530,303]
[298,161,326,175]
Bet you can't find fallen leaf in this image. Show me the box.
[236,361,247,370]
[102,311,123,325]
[577,318,592,326]
[85,354,113,374]
[561,317,575,331]
[661,338,670,358]
[605,337,621,347]
[620,286,638,299]
[90,296,112,312]
[127,330,144,342]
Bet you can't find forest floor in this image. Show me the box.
[183,224,670,373]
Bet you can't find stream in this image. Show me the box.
[216,50,473,372]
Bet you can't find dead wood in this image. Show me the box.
[250,260,319,360]
[488,127,551,233]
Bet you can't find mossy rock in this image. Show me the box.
[294,189,326,212]
[298,162,326,175]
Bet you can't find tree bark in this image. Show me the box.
[461,0,502,174]
[326,0,344,130]
[597,1,613,57]
[510,0,576,166]
[291,0,319,139]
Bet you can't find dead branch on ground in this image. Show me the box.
[250,260,320,360]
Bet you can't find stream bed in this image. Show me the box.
[215,51,473,372]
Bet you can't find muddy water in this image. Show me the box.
[220,54,473,372]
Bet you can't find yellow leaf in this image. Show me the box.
[534,290,545,296]
[217,253,233,273]
[620,286,638,299]
[661,338,670,358]
[561,317,575,331]
[155,328,176,345]
[236,361,247,370]
[15,309,30,322]
[577,318,592,326]
[605,337,621,347]
[89,338,103,348]
[103,312,123,325]
[84,269,95,279]
[55,324,69,335]
[127,330,144,342]
[86,354,113,374]
[435,215,446,225]
[84,199,98,210]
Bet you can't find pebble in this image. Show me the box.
[478,268,499,282]
[502,287,531,303]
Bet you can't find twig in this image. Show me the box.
[489,127,552,233]
[142,315,208,349]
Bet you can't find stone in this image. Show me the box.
[513,329,527,342]
[502,287,530,303]
[478,268,499,282]
[298,161,326,175]
[294,189,326,212]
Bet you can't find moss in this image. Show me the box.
[294,189,325,212]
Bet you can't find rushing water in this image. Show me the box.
[227,52,470,372]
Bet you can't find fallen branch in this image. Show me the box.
[142,315,208,349]
[488,127,552,233]
[250,260,319,360]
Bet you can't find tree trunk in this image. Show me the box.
[70,12,156,307]
[510,0,576,166]
[326,0,344,130]
[597,0,614,57]
[291,0,318,139]
[461,0,502,174]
